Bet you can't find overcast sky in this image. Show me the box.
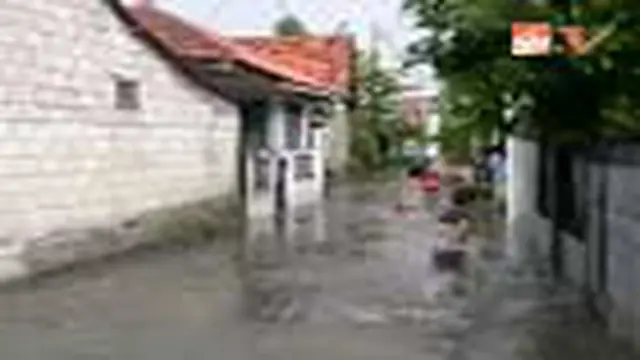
[144,0,436,86]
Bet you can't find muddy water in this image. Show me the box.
[0,184,633,359]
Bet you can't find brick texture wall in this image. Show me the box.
[0,0,240,243]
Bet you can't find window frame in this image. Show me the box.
[114,76,141,111]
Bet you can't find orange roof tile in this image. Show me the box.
[128,6,233,59]
[127,6,354,96]
[232,36,354,93]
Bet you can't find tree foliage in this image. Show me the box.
[403,0,640,144]
[273,14,309,36]
[349,50,408,172]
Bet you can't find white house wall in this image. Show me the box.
[0,0,240,278]
[506,137,552,267]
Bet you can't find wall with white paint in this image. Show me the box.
[506,137,550,265]
[0,0,240,277]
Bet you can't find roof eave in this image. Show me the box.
[103,0,245,103]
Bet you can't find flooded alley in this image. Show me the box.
[0,184,635,360]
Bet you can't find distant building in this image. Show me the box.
[400,85,441,158]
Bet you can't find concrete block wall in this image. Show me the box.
[0,0,240,265]
[602,163,640,343]
[510,136,640,347]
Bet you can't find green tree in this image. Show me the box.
[273,14,309,36]
[349,50,406,173]
[403,0,640,145]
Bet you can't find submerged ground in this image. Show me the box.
[0,184,635,359]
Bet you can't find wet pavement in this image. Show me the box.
[0,183,636,359]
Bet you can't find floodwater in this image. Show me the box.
[0,183,635,359]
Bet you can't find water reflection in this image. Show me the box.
[237,190,492,343]
[238,214,290,323]
[239,205,328,324]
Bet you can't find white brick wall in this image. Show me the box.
[0,1,240,240]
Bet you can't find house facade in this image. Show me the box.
[125,4,355,217]
[231,36,354,181]
[400,86,440,158]
[0,0,354,280]
[0,0,242,279]
[224,35,355,216]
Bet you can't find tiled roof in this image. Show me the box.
[127,6,354,96]
[128,6,233,59]
[232,36,354,94]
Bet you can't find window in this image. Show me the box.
[294,152,314,180]
[114,78,140,110]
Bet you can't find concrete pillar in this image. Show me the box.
[506,136,540,260]
[267,99,286,150]
[300,106,311,148]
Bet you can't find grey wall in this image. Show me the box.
[598,161,640,343]
[512,137,640,347]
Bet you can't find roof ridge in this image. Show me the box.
[128,6,236,55]
[127,5,350,95]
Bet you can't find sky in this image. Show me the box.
[148,0,437,87]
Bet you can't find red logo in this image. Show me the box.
[511,22,552,57]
